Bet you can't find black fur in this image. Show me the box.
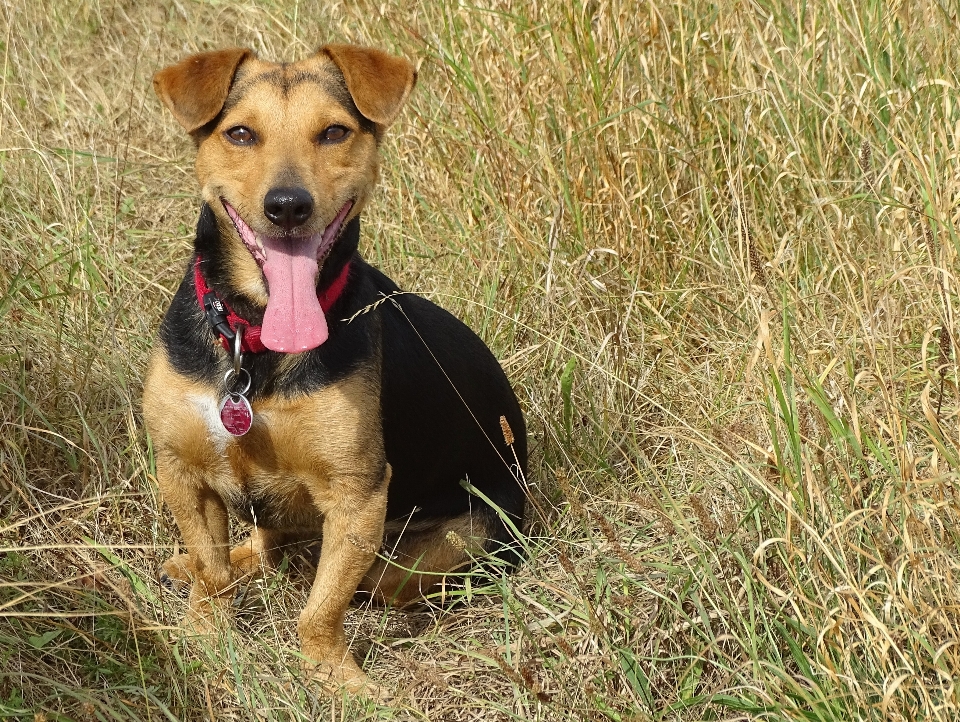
[159,205,527,566]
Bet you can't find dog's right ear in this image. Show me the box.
[154,48,252,133]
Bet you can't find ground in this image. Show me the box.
[2,1,960,720]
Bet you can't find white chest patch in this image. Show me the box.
[188,392,234,453]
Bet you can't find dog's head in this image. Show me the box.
[154,45,416,352]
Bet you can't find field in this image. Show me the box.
[2,0,960,719]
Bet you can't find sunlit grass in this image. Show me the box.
[2,0,960,719]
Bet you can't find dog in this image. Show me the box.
[143,44,527,693]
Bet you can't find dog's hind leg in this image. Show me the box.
[357,510,516,608]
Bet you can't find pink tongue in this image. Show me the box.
[260,235,327,352]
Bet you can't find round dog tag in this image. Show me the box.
[219,393,253,436]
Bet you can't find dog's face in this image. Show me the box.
[154,46,415,351]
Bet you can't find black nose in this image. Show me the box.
[263,187,314,231]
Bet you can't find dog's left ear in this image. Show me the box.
[154,48,252,133]
[320,45,416,127]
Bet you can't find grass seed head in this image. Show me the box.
[689,494,718,543]
[858,139,872,176]
[938,324,951,378]
[445,530,467,551]
[499,414,514,445]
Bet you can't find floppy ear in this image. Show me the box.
[320,44,416,127]
[154,48,252,133]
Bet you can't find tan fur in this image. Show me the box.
[158,49,409,305]
[360,514,490,607]
[161,526,297,588]
[144,344,389,688]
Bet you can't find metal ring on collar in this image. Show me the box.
[223,367,252,397]
[233,324,244,376]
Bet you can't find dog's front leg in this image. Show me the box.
[299,465,390,691]
[157,456,234,632]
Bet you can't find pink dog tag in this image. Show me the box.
[219,394,253,436]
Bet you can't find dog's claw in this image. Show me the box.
[159,569,189,596]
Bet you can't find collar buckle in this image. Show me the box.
[202,291,236,344]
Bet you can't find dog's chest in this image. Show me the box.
[182,374,383,529]
[183,392,315,525]
[145,351,384,529]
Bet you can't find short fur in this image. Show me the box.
[144,45,527,693]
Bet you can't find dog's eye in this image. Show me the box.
[225,126,256,145]
[319,125,350,143]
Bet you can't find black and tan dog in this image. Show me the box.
[143,44,526,692]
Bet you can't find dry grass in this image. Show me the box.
[2,0,960,719]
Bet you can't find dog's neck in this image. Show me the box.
[193,255,352,354]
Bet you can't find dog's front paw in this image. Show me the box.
[183,607,219,638]
[301,650,390,702]
[181,593,235,640]
[160,553,195,593]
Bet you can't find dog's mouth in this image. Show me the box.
[221,198,353,269]
[221,198,354,353]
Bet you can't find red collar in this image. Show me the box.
[194,256,352,354]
